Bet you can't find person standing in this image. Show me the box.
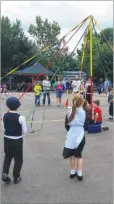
[2,97,27,184]
[2,83,8,98]
[108,86,113,119]
[34,81,42,106]
[85,78,93,104]
[109,100,113,120]
[104,79,109,96]
[63,94,86,181]
[42,76,51,106]
[54,76,65,107]
[66,79,70,93]
[80,81,85,98]
[72,75,81,96]
[62,78,66,90]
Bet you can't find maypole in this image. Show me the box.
[89,16,93,119]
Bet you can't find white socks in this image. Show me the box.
[70,169,76,175]
[77,170,82,177]
[70,169,83,176]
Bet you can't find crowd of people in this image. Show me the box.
[1,75,113,120]
[96,78,112,96]
[33,75,91,107]
[33,75,114,121]
[0,81,32,92]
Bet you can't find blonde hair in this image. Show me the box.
[68,94,84,124]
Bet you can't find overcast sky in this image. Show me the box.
[1,1,113,52]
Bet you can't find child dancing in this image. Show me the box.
[63,94,86,181]
[2,97,27,184]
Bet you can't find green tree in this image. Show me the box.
[1,16,37,76]
[99,28,113,44]
[29,16,61,49]
[76,28,113,82]
[28,16,62,71]
[28,16,79,74]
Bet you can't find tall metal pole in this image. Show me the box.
[89,16,93,119]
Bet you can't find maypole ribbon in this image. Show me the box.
[25,18,88,124]
[79,25,89,83]
[79,25,89,96]
[63,15,90,39]
[70,25,89,56]
[1,16,90,80]
[92,20,108,78]
[93,18,113,51]
[81,26,89,69]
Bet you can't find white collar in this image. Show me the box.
[9,111,18,113]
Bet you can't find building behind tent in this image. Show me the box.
[62,71,86,82]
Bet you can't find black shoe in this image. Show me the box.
[77,174,83,181]
[14,177,21,184]
[70,173,76,179]
[2,173,11,184]
[103,127,109,131]
[109,117,113,120]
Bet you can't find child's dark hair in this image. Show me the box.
[83,100,91,112]
[93,100,100,106]
[83,100,88,110]
[6,97,21,110]
[108,86,112,92]
[56,75,61,82]
[44,75,48,80]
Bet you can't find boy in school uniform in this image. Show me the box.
[2,97,27,184]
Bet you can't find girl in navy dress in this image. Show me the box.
[63,94,86,181]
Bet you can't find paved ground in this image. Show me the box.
[1,92,113,204]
